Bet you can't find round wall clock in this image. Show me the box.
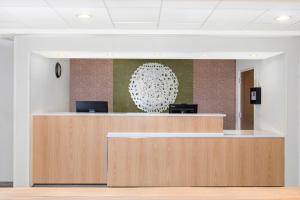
[55,62,62,78]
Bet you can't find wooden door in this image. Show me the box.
[241,69,254,130]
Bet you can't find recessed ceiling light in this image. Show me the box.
[76,13,92,19]
[275,15,291,22]
[250,53,258,57]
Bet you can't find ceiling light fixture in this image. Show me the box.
[275,15,291,22]
[76,13,92,19]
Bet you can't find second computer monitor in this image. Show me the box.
[169,104,198,114]
[76,101,108,113]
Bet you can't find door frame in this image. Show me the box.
[236,67,254,130]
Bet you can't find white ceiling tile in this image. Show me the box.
[287,22,300,30]
[55,8,113,28]
[160,8,211,23]
[0,0,47,7]
[0,21,29,28]
[115,22,157,29]
[3,7,68,28]
[105,0,161,8]
[254,10,300,25]
[0,8,19,21]
[162,0,219,9]
[159,22,202,29]
[201,23,244,30]
[26,21,68,28]
[109,8,160,22]
[269,1,300,10]
[0,0,299,32]
[206,9,265,25]
[218,0,272,10]
[218,0,300,10]
[245,23,291,31]
[46,0,105,8]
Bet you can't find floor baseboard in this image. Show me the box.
[33,184,106,188]
[0,182,13,187]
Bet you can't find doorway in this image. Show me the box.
[240,69,254,130]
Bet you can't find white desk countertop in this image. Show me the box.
[32,112,226,117]
[107,130,284,138]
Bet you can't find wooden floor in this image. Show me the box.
[1,187,300,200]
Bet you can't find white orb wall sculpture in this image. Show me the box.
[129,62,179,113]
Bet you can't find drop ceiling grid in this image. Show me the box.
[0,0,299,30]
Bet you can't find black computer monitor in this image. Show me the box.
[76,101,108,113]
[169,104,198,114]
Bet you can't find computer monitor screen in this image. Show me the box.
[169,104,198,114]
[76,101,108,113]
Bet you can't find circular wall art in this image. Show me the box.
[129,62,179,113]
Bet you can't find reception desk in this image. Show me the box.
[107,131,284,187]
[32,113,284,187]
[32,113,224,185]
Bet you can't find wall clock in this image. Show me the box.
[55,62,62,78]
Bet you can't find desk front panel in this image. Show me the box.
[108,137,284,187]
[32,115,223,184]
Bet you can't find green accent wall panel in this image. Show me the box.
[113,59,193,112]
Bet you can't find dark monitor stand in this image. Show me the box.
[76,101,108,113]
[169,104,198,114]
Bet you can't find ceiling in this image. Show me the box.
[1,0,300,35]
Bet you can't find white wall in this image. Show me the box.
[0,39,13,182]
[30,54,70,113]
[13,35,300,186]
[236,55,286,134]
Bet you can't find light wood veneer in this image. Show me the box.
[32,116,108,184]
[1,187,300,200]
[32,115,223,184]
[107,138,284,187]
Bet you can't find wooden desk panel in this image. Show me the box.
[109,116,223,133]
[32,116,109,184]
[107,138,284,187]
[32,115,223,184]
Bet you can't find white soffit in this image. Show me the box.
[32,51,283,60]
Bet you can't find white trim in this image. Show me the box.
[31,112,226,117]
[107,131,284,138]
[32,51,282,60]
[298,56,300,186]
[2,29,300,37]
